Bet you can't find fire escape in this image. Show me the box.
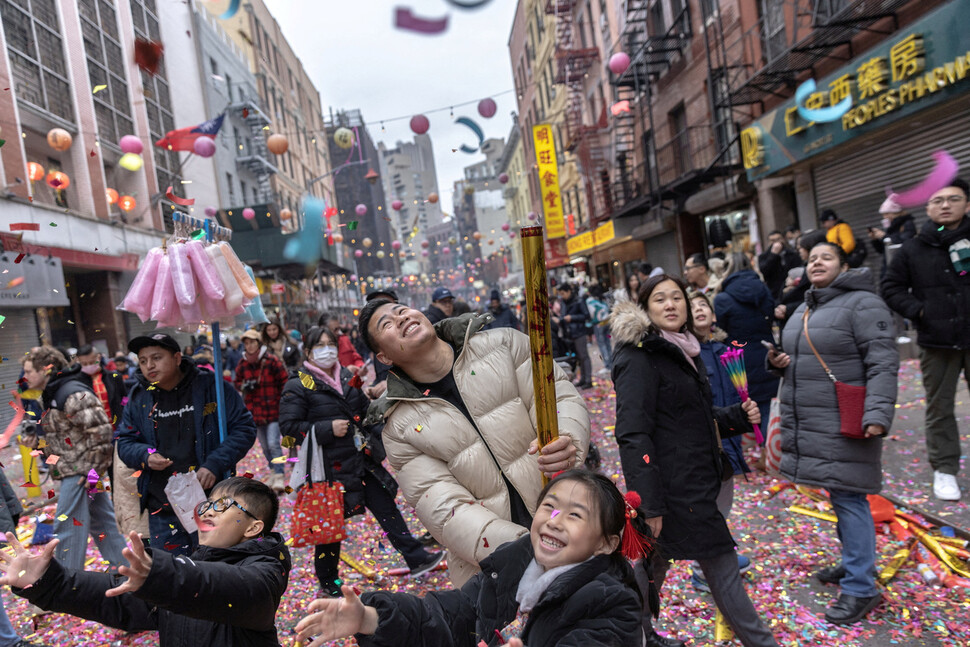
[609,0,695,216]
[229,93,278,204]
[545,0,610,225]
[706,0,910,117]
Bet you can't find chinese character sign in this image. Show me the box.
[532,125,566,238]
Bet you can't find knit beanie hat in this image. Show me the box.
[879,194,903,214]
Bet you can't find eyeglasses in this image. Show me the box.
[929,195,967,206]
[196,496,258,520]
[684,264,701,271]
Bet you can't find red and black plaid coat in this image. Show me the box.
[233,351,288,425]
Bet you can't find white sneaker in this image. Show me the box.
[933,471,961,501]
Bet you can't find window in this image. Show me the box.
[226,172,235,204]
[240,180,248,202]
[648,1,665,36]
[210,57,219,76]
[3,0,74,122]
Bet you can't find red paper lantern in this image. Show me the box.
[106,188,119,205]
[27,162,45,183]
[46,171,70,190]
[119,195,137,212]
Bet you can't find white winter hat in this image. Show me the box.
[879,194,904,214]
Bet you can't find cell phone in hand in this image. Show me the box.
[760,339,778,352]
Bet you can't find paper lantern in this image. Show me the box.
[487,238,494,245]
[499,173,509,184]
[332,232,344,243]
[334,127,354,149]
[421,240,430,248]
[421,249,430,257]
[362,237,373,248]
[391,240,402,250]
[354,249,364,258]
[427,192,439,204]
[472,231,482,240]
[399,251,407,259]
[509,232,517,238]
[46,128,72,151]
[501,222,510,231]
[119,153,144,171]
[204,206,217,217]
[280,208,293,221]
[442,246,451,254]
[410,114,430,135]
[119,135,143,154]
[527,212,537,221]
[243,208,256,220]
[609,52,631,75]
[448,237,457,245]
[391,199,403,211]
[193,137,216,158]
[267,133,288,155]
[355,204,367,216]
[376,250,385,259]
[350,274,358,281]
[119,195,137,212]
[106,188,119,205]
[27,162,44,183]
[46,171,70,190]
[465,243,473,251]
[478,98,497,119]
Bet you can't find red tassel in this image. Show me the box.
[621,490,652,561]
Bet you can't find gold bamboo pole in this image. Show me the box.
[520,226,559,485]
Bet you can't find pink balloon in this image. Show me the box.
[242,207,256,220]
[119,135,143,155]
[609,52,631,75]
[355,249,364,258]
[509,232,517,238]
[527,212,537,221]
[391,199,404,211]
[350,274,357,281]
[391,240,402,250]
[499,173,509,184]
[193,137,216,158]
[421,249,430,257]
[410,114,430,135]
[478,98,497,119]
[355,204,367,216]
[501,222,510,231]
[204,206,217,217]
[442,246,451,254]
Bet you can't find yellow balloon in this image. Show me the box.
[334,127,354,150]
[376,250,385,259]
[119,152,143,171]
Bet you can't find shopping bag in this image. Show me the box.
[289,429,345,547]
[764,395,783,476]
[163,471,207,534]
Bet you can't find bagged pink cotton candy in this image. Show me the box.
[119,247,162,322]
[168,243,196,307]
[197,276,230,321]
[205,244,244,311]
[151,254,177,323]
[218,242,259,300]
[186,240,225,300]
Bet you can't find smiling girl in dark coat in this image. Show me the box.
[611,275,779,647]
[295,470,646,647]
[278,326,441,596]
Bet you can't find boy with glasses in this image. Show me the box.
[883,178,970,501]
[0,477,290,647]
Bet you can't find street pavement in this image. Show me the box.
[0,355,967,646]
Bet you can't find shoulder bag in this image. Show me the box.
[290,428,345,547]
[802,310,867,439]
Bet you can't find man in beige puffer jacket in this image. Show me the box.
[362,301,590,586]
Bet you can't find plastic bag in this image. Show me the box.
[163,471,207,534]
[240,265,269,325]
[186,240,225,300]
[119,247,162,322]
[150,254,177,323]
[218,242,259,300]
[168,243,196,307]
[206,244,244,311]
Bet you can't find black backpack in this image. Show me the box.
[846,240,868,268]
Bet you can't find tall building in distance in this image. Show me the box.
[377,134,445,274]
[496,115,529,281]
[325,109,396,280]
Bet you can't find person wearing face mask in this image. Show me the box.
[278,326,443,597]
[75,345,127,429]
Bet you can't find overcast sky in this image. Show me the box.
[262,0,520,212]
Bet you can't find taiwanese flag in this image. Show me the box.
[154,113,225,152]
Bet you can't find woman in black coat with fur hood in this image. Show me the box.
[611,275,779,647]
[279,326,441,596]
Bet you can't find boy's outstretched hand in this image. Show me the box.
[105,531,151,597]
[0,532,58,589]
[295,584,379,646]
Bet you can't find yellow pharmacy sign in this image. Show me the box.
[532,125,565,239]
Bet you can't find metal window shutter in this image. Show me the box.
[644,231,682,278]
[813,110,970,273]
[0,309,40,430]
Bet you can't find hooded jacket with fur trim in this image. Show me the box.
[368,313,590,587]
[610,301,751,560]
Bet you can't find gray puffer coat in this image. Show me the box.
[778,268,898,493]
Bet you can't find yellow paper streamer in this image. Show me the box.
[788,504,838,524]
[340,551,378,579]
[714,607,734,641]
[878,538,916,585]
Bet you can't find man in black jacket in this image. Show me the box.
[424,287,455,324]
[883,178,970,501]
[758,230,802,301]
[483,289,521,331]
[554,283,593,389]
[2,477,291,647]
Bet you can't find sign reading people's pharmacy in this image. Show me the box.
[741,0,970,181]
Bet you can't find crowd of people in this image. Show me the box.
[0,177,966,646]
